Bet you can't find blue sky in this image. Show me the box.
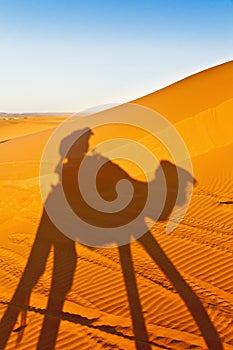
[0,0,232,113]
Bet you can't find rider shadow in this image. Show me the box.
[0,128,222,350]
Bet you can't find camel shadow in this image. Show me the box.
[0,128,222,349]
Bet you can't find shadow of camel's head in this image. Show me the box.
[152,160,196,221]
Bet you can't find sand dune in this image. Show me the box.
[0,61,232,349]
[134,60,233,122]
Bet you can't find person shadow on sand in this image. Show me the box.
[0,128,222,350]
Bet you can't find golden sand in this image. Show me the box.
[0,61,232,349]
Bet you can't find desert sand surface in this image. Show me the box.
[0,61,232,349]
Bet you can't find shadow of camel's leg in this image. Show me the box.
[138,231,223,350]
[37,235,77,350]
[118,244,151,350]
[0,211,52,350]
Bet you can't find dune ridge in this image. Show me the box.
[0,61,232,349]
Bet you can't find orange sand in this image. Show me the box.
[0,61,232,349]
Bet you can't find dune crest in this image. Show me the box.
[0,61,232,349]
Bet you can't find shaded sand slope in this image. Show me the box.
[0,61,232,349]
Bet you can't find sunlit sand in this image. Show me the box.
[0,61,232,349]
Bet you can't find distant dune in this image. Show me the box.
[0,113,76,118]
[0,61,232,350]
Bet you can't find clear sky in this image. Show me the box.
[0,0,232,113]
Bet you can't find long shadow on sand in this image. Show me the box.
[0,128,222,349]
